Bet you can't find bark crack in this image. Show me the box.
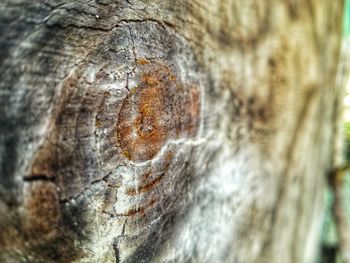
[59,171,117,204]
[127,24,137,63]
[23,174,54,183]
[113,219,128,263]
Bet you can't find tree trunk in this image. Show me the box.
[0,0,344,262]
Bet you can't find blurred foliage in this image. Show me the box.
[345,123,350,162]
[320,2,350,263]
[345,0,350,38]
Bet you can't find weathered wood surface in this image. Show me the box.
[0,0,344,262]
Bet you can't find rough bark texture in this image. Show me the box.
[0,0,344,262]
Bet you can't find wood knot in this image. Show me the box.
[116,60,200,162]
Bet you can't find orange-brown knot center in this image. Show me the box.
[116,60,200,162]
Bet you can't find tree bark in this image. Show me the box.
[0,0,344,262]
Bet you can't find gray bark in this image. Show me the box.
[0,0,344,262]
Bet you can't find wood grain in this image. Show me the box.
[0,0,344,262]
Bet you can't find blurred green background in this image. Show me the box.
[319,1,350,262]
